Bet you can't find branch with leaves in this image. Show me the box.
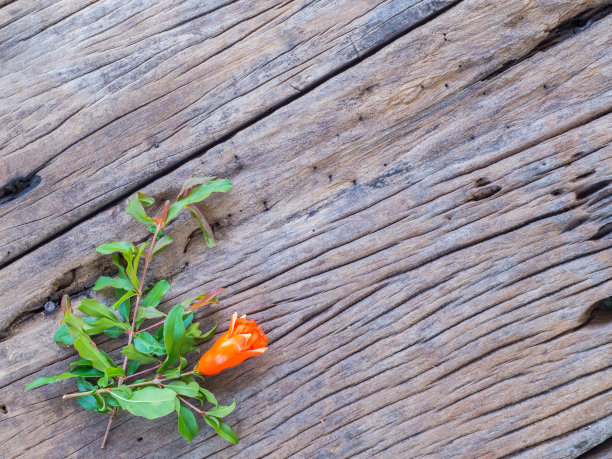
[25,177,268,448]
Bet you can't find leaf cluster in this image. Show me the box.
[26,177,238,445]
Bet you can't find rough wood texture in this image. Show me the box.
[1,0,611,457]
[0,0,459,263]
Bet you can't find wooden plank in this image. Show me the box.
[0,0,460,263]
[1,0,608,342]
[0,0,610,457]
[581,438,612,459]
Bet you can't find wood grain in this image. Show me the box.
[0,0,459,263]
[0,0,610,457]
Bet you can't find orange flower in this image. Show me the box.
[195,313,267,375]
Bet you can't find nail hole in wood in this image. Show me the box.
[563,216,589,233]
[575,180,610,200]
[599,296,612,311]
[589,222,612,241]
[469,185,501,201]
[0,174,41,205]
[0,405,7,414]
[573,170,595,181]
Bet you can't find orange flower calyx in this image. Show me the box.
[195,313,267,375]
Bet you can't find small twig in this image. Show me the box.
[123,363,162,381]
[122,222,161,374]
[64,371,196,399]
[103,220,162,447]
[101,408,116,449]
[178,396,206,415]
[135,318,166,334]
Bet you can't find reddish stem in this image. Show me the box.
[135,318,166,335]
[101,408,116,449]
[102,220,162,448]
[123,363,162,381]
[178,396,206,415]
[124,223,161,365]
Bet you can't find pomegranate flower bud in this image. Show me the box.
[195,313,267,375]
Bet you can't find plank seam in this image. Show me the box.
[0,0,465,270]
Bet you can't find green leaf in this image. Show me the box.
[205,417,238,445]
[110,386,176,419]
[94,276,133,292]
[124,245,142,291]
[70,366,105,377]
[93,390,109,412]
[187,204,216,247]
[97,375,112,388]
[205,399,236,418]
[199,322,218,341]
[204,414,219,428]
[104,367,125,378]
[78,299,120,322]
[127,360,141,376]
[76,377,98,412]
[54,323,75,345]
[83,318,128,336]
[114,384,133,398]
[136,306,165,323]
[159,305,187,373]
[112,254,128,280]
[142,280,170,308]
[102,327,124,338]
[177,176,217,199]
[176,400,199,442]
[166,381,200,397]
[166,179,232,223]
[183,312,194,328]
[163,367,181,379]
[24,374,76,391]
[199,388,218,407]
[134,332,166,355]
[111,290,134,310]
[62,310,87,340]
[126,192,155,225]
[121,344,160,365]
[153,235,174,256]
[105,393,120,407]
[24,367,103,390]
[185,321,216,343]
[68,358,92,370]
[96,241,135,255]
[73,336,116,372]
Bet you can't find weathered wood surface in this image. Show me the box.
[0,0,460,263]
[1,0,611,457]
